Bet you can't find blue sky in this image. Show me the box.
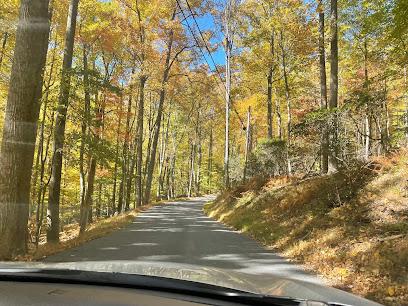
[182,10,226,69]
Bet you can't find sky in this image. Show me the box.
[181,8,226,70]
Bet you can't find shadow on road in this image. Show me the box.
[45,197,322,284]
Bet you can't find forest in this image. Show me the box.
[0,0,407,262]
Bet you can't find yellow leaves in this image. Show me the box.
[335,267,350,279]
[387,286,395,296]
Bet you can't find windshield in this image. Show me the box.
[0,0,407,305]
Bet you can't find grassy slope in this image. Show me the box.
[204,151,408,305]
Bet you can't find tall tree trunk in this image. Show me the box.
[267,32,274,139]
[111,97,123,215]
[196,135,202,195]
[243,106,251,182]
[143,98,154,186]
[34,42,57,245]
[144,9,176,204]
[80,95,103,233]
[187,142,195,197]
[0,0,50,258]
[96,181,102,218]
[224,1,232,188]
[318,0,329,174]
[121,86,133,212]
[276,93,282,139]
[31,30,57,209]
[207,124,213,193]
[126,142,136,210]
[79,44,91,222]
[384,77,390,150]
[79,44,92,230]
[47,0,80,243]
[363,39,372,160]
[328,0,339,172]
[136,76,146,206]
[280,30,292,175]
[157,113,170,198]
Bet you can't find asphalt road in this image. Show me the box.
[45,196,322,284]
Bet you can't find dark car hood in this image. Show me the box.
[0,261,381,306]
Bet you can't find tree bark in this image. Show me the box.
[111,97,123,215]
[0,0,50,258]
[144,8,176,204]
[80,94,103,232]
[224,1,232,188]
[34,40,57,245]
[47,0,80,243]
[79,43,91,223]
[328,0,338,172]
[207,124,213,193]
[79,44,92,231]
[280,30,292,175]
[120,85,133,212]
[267,32,274,139]
[243,106,251,182]
[135,76,146,206]
[0,32,9,70]
[276,93,282,139]
[318,0,329,174]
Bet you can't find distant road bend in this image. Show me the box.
[45,196,322,285]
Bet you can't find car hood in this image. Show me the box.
[0,261,381,306]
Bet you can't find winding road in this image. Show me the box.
[45,196,322,285]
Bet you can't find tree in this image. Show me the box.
[47,0,80,242]
[318,0,329,174]
[0,0,50,258]
[328,0,338,172]
[143,6,187,204]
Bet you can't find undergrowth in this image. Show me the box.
[205,150,408,305]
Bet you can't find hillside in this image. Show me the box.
[204,151,408,305]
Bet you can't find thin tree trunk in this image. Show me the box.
[363,39,372,160]
[196,134,202,195]
[80,157,96,233]
[157,113,170,198]
[276,92,282,139]
[144,9,176,204]
[328,0,339,172]
[280,30,292,175]
[79,44,92,230]
[31,30,57,210]
[207,125,213,193]
[47,0,80,243]
[267,32,274,139]
[243,106,251,182]
[79,43,91,222]
[34,47,57,245]
[0,0,50,258]
[80,94,103,233]
[111,97,123,215]
[187,143,195,197]
[136,76,146,207]
[143,97,154,186]
[0,32,9,71]
[224,1,232,188]
[122,86,133,211]
[318,0,329,174]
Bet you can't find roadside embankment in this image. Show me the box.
[205,151,408,305]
